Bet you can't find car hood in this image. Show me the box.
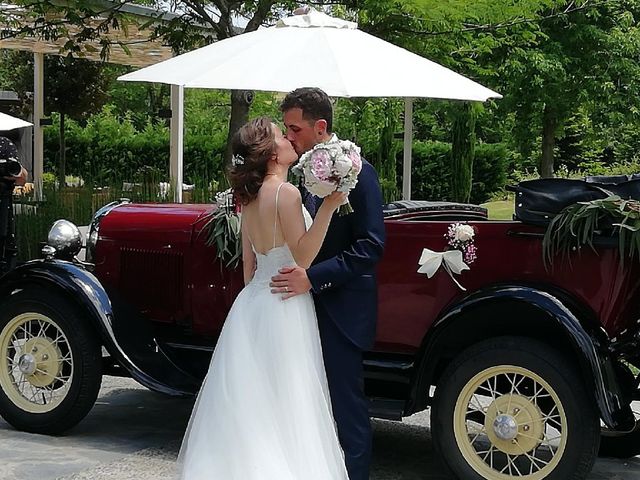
[98,203,215,243]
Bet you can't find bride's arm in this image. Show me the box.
[278,183,344,269]
[241,213,256,285]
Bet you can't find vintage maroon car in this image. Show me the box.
[1,191,640,480]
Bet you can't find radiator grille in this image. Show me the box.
[119,247,184,312]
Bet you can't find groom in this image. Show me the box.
[270,87,386,480]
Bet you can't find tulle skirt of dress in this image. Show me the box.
[176,248,348,480]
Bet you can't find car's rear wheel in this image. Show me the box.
[432,336,600,479]
[0,288,102,434]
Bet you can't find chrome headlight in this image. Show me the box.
[85,199,129,263]
[46,220,83,259]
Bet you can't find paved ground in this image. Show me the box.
[1,376,640,479]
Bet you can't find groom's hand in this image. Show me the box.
[270,266,311,300]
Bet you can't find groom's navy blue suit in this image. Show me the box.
[304,159,385,480]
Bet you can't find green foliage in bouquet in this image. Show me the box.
[543,196,640,269]
[202,190,242,270]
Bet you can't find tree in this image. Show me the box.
[482,0,640,176]
[0,50,114,186]
[450,102,477,203]
[49,57,114,186]
[371,0,640,179]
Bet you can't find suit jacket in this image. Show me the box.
[307,159,386,350]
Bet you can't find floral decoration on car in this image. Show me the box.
[202,189,242,269]
[417,223,477,291]
[445,223,477,264]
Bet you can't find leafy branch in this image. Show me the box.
[202,208,242,269]
[543,195,640,269]
[388,0,611,37]
[201,190,242,270]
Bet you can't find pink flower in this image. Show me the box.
[464,244,477,264]
[349,149,362,173]
[445,222,477,264]
[310,150,332,180]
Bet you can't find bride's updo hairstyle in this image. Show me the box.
[227,117,276,205]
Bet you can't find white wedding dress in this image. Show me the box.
[177,186,348,480]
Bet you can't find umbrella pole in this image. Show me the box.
[170,84,184,203]
[402,97,414,201]
[33,52,44,201]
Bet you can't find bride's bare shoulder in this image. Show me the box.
[277,182,302,202]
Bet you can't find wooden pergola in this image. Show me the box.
[0,1,195,200]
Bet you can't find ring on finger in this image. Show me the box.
[284,286,289,292]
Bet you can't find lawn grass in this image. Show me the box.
[481,200,515,220]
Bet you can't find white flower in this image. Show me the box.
[333,155,353,176]
[307,178,336,197]
[323,142,341,157]
[454,224,475,242]
[215,188,235,211]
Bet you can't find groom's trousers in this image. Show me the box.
[317,304,372,480]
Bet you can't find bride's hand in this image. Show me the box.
[321,191,347,212]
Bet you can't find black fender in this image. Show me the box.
[0,259,200,396]
[410,284,634,430]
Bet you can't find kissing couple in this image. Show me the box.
[177,87,386,480]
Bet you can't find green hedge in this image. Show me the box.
[43,109,227,187]
[410,141,508,204]
[42,109,508,205]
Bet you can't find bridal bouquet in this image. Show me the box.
[292,137,362,215]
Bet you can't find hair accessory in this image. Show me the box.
[231,154,245,166]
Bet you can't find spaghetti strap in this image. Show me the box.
[274,183,285,248]
[240,208,256,254]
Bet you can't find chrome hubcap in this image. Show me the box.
[493,413,519,440]
[17,353,37,375]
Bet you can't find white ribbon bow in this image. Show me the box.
[417,248,470,291]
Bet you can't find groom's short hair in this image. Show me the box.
[280,87,333,132]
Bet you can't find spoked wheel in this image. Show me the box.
[0,312,74,412]
[0,289,102,434]
[454,366,567,478]
[432,336,600,480]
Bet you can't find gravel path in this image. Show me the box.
[0,376,639,479]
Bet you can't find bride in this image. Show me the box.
[177,117,349,479]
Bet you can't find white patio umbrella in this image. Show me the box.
[0,112,32,131]
[119,9,501,200]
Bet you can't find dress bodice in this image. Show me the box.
[249,205,312,285]
[251,245,296,283]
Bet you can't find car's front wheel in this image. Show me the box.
[0,288,102,434]
[432,336,600,480]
